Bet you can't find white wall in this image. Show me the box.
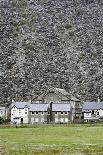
[11,106,29,124]
[0,108,5,117]
[98,109,103,117]
[84,112,91,119]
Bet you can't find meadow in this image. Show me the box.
[0,124,103,155]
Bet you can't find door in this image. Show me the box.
[21,118,23,124]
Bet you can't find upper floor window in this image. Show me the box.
[55,112,58,115]
[61,112,63,115]
[32,112,34,115]
[86,113,89,116]
[65,112,68,115]
[36,112,38,115]
[97,111,99,115]
[41,112,44,115]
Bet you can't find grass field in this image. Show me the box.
[0,124,103,155]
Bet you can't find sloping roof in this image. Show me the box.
[54,88,70,96]
[29,103,70,112]
[34,87,80,102]
[52,104,70,111]
[29,104,49,111]
[11,102,30,109]
[34,93,44,101]
[83,102,103,111]
[54,88,80,101]
[99,102,103,109]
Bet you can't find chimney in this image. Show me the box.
[12,99,14,103]
[98,97,100,104]
[50,102,53,122]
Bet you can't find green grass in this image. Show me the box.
[0,125,103,154]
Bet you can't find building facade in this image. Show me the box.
[11,102,30,124]
[29,103,70,124]
[10,87,82,124]
[82,102,103,122]
[33,87,82,122]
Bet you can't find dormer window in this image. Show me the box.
[36,112,38,115]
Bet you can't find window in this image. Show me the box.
[25,112,27,115]
[32,112,34,115]
[55,112,58,115]
[41,118,44,122]
[65,112,68,115]
[55,118,58,123]
[97,111,99,115]
[86,113,89,116]
[36,112,38,115]
[48,112,50,114]
[60,118,64,122]
[65,118,68,123]
[41,112,44,115]
[61,112,63,114]
[35,118,39,122]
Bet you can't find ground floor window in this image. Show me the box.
[35,118,39,122]
[60,118,64,123]
[65,118,68,123]
[55,118,58,123]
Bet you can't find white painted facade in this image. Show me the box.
[11,105,29,124]
[0,107,5,118]
[98,109,103,117]
[84,111,92,120]
[84,109,103,121]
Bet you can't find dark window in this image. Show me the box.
[41,112,44,115]
[25,112,27,114]
[55,112,58,114]
[36,112,38,115]
[48,112,50,114]
[97,111,99,115]
[61,112,63,114]
[32,112,34,114]
[92,110,94,114]
[65,112,68,114]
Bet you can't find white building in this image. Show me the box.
[11,102,30,124]
[0,107,6,118]
[82,102,103,122]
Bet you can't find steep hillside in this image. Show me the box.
[0,0,103,103]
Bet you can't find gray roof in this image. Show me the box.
[52,104,70,111]
[11,102,30,109]
[34,87,80,102]
[29,104,49,111]
[29,103,70,112]
[83,102,103,111]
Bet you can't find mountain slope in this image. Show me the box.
[0,0,103,103]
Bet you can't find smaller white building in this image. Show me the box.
[11,102,30,124]
[0,107,6,118]
[82,102,103,122]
